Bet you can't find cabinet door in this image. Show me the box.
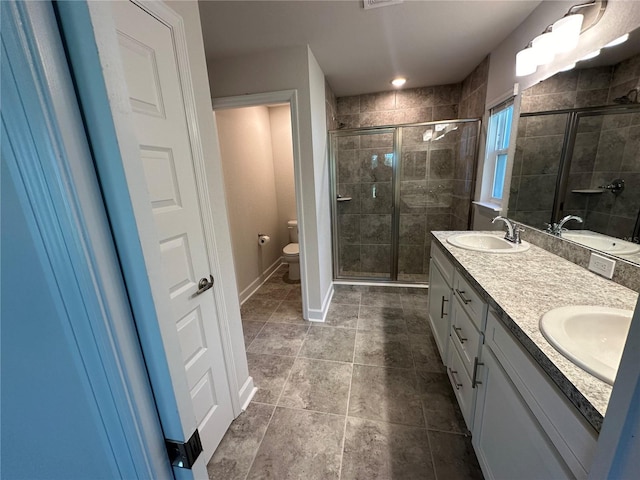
[473,347,572,480]
[428,260,451,363]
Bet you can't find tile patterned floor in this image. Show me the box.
[207,266,483,480]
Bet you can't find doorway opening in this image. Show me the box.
[213,92,305,312]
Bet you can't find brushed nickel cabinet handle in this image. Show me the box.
[472,357,484,388]
[440,295,448,318]
[455,288,472,305]
[448,368,463,390]
[453,326,467,344]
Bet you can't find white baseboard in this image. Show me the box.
[239,257,283,304]
[333,280,429,289]
[306,283,334,322]
[237,376,256,414]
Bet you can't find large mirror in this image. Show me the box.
[509,27,640,265]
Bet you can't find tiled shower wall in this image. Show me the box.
[398,125,466,281]
[335,84,461,129]
[564,112,640,239]
[511,54,640,235]
[459,56,489,119]
[453,56,488,231]
[521,54,640,113]
[509,112,569,227]
[326,79,338,131]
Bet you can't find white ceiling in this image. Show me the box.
[198,0,542,97]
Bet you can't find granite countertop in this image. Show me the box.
[432,231,639,432]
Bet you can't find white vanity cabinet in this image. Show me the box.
[472,310,597,480]
[428,244,454,364]
[447,271,488,429]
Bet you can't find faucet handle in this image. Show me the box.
[513,224,524,244]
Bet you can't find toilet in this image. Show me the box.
[282,220,300,281]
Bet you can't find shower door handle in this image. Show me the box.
[337,196,352,202]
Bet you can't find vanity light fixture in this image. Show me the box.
[552,14,584,53]
[580,49,601,61]
[391,77,406,87]
[604,33,629,48]
[515,0,607,77]
[559,63,576,72]
[531,31,556,65]
[516,46,538,76]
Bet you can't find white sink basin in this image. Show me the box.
[562,231,640,255]
[540,306,633,385]
[447,233,530,253]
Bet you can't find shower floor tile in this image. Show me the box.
[210,271,483,479]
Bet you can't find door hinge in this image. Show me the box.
[165,429,202,469]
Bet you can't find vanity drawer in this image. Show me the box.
[453,271,487,330]
[447,337,475,429]
[431,243,454,286]
[451,297,483,378]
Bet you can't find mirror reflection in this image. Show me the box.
[510,29,640,264]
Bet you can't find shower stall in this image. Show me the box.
[329,119,481,283]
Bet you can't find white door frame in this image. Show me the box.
[212,91,309,319]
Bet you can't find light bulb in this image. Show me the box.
[516,47,537,77]
[552,14,583,53]
[604,34,629,48]
[531,32,556,65]
[391,77,406,87]
[580,50,601,61]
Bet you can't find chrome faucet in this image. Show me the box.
[546,215,583,236]
[492,216,523,244]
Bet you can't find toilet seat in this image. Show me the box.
[283,243,299,256]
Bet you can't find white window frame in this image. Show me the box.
[479,100,515,211]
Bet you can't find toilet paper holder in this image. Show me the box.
[257,233,271,246]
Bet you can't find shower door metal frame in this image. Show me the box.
[329,127,399,282]
[329,118,482,283]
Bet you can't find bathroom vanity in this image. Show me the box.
[427,231,638,480]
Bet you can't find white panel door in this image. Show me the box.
[112,0,233,462]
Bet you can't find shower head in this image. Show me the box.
[613,88,639,104]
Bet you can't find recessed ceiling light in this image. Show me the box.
[604,33,629,48]
[580,49,601,61]
[391,77,407,87]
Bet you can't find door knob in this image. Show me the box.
[193,275,214,297]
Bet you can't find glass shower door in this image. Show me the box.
[332,130,396,279]
[398,122,470,282]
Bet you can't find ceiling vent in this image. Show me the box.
[363,0,404,10]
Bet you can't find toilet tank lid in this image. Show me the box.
[283,243,299,255]
[287,220,297,227]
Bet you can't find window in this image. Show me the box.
[483,101,514,205]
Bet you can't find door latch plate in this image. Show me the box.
[165,429,202,469]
